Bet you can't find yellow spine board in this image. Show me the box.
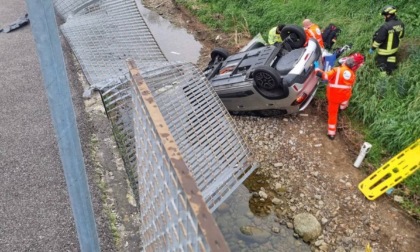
[358,138,420,200]
[365,243,372,252]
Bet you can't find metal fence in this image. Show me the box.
[128,60,229,251]
[53,0,258,250]
[130,61,257,212]
[58,0,167,86]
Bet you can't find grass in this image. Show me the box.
[90,134,122,247]
[176,0,420,218]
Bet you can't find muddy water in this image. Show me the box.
[138,4,201,63]
[214,183,310,251]
[139,3,309,251]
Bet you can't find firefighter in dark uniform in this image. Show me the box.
[369,5,405,75]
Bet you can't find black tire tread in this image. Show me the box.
[211,48,229,61]
[280,25,306,49]
[253,65,282,90]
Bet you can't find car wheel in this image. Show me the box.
[211,48,229,61]
[280,25,306,49]
[253,66,282,91]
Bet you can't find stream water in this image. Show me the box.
[138,3,202,63]
[140,3,310,251]
[213,184,310,251]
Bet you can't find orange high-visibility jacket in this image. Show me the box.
[319,65,356,103]
[305,24,325,48]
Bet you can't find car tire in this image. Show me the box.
[253,65,282,91]
[280,25,306,49]
[211,48,229,61]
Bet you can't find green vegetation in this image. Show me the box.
[176,0,420,217]
[90,134,122,247]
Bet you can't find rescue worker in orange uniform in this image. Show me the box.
[313,58,356,140]
[303,19,324,49]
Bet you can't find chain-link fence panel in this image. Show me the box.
[53,0,91,19]
[57,0,166,86]
[53,0,259,249]
[134,61,258,212]
[99,77,140,200]
[128,60,230,251]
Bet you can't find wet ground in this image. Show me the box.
[214,184,311,251]
[138,3,201,63]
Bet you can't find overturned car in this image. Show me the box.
[203,25,323,116]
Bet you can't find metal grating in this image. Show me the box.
[129,60,229,251]
[53,0,259,250]
[59,0,167,86]
[100,78,139,200]
[137,62,258,212]
[53,0,95,20]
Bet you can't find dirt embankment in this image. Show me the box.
[142,0,420,251]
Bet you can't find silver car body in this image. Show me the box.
[207,35,323,115]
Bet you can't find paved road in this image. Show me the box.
[0,1,102,251]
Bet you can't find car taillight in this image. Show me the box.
[292,92,308,105]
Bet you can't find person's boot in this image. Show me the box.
[327,134,335,140]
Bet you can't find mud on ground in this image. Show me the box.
[142,0,420,251]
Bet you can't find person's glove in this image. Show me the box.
[369,48,374,54]
[313,61,319,69]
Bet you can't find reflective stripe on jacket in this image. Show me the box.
[268,26,282,45]
[304,24,324,48]
[372,16,404,55]
[317,65,356,102]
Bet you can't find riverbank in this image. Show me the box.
[141,0,420,251]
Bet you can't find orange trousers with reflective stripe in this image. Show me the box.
[327,88,351,136]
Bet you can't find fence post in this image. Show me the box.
[25,0,100,251]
